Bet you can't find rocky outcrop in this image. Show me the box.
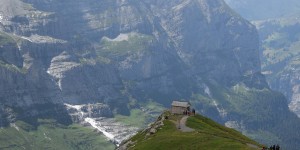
[119,111,167,150]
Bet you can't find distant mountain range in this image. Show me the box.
[225,0,300,20]
[225,0,300,118]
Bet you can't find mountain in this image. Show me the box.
[0,0,300,149]
[120,112,262,150]
[225,0,300,117]
[224,0,300,20]
[253,17,300,117]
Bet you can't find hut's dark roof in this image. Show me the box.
[171,101,191,107]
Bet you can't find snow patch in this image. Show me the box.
[103,33,130,42]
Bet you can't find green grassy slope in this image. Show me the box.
[115,101,165,128]
[97,33,154,60]
[0,120,115,150]
[126,112,262,150]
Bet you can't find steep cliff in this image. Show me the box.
[0,0,265,112]
[252,17,300,117]
[0,0,300,149]
[225,0,300,117]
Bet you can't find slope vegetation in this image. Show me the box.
[122,112,262,150]
[0,120,115,150]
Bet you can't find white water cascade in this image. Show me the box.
[65,103,138,146]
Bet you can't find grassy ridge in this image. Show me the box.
[0,120,115,150]
[97,33,154,59]
[128,112,261,150]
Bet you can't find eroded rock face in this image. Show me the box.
[0,0,264,110]
[1,0,299,149]
[270,62,300,117]
[0,0,268,129]
[248,18,300,117]
[288,75,300,116]
[145,0,261,83]
[225,0,300,118]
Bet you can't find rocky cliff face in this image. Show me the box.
[225,0,300,117]
[0,0,300,149]
[252,18,300,117]
[0,0,265,109]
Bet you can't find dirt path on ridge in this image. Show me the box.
[175,116,194,132]
[171,116,260,149]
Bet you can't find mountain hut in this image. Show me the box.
[171,101,191,114]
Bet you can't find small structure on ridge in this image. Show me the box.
[171,101,191,115]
